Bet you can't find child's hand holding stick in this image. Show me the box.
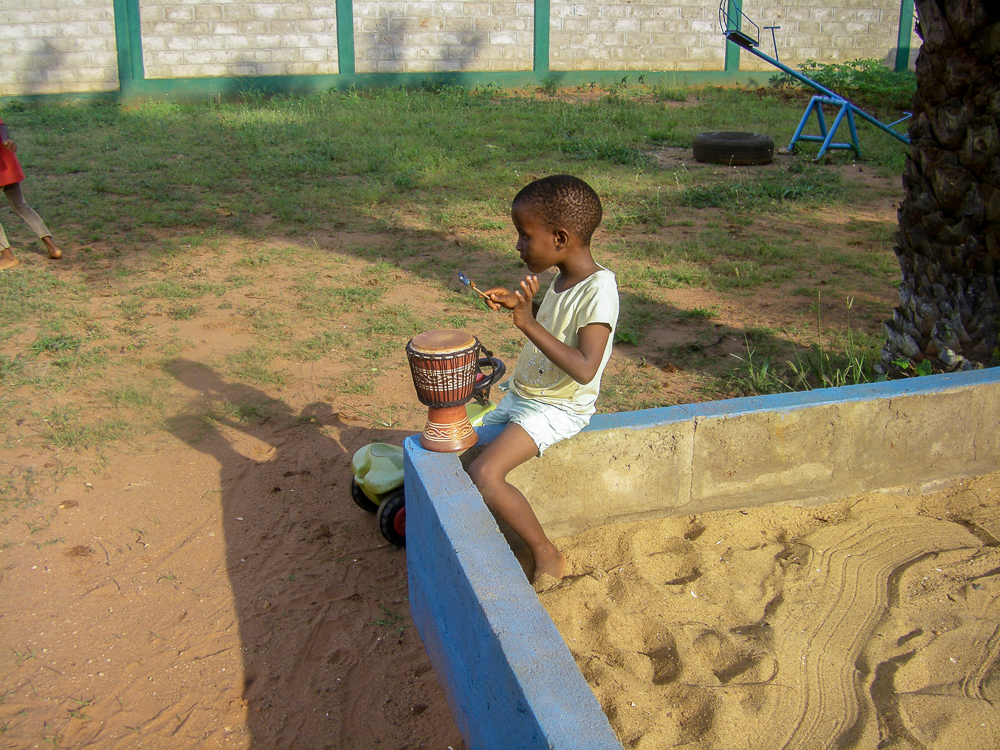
[458,270,492,300]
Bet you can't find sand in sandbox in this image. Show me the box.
[538,472,1000,749]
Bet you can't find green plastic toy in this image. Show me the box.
[350,401,497,546]
[351,442,406,546]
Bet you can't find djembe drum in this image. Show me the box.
[406,329,505,452]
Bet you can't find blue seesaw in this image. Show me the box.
[719,0,911,159]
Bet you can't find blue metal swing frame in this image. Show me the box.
[719,1,911,159]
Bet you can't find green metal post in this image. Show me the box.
[534,0,550,75]
[724,0,743,72]
[336,0,356,76]
[895,0,915,72]
[113,0,145,89]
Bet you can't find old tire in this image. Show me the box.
[693,132,774,166]
[377,489,406,547]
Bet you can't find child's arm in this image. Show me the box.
[0,123,15,152]
[484,275,611,385]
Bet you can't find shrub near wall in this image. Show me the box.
[0,0,118,96]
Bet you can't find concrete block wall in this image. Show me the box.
[0,0,919,95]
[139,1,341,79]
[737,0,919,72]
[551,0,725,72]
[550,0,917,73]
[354,1,534,73]
[0,0,118,97]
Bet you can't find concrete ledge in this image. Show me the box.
[499,368,1000,537]
[405,368,1000,749]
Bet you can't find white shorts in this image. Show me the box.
[480,393,590,455]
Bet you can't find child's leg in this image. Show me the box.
[0,221,15,270]
[3,183,61,259]
[467,424,567,581]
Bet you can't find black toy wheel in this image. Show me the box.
[351,478,379,513]
[377,489,406,547]
[693,131,774,166]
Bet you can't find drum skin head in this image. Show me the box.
[409,329,476,354]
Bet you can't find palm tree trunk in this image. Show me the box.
[883,0,1000,371]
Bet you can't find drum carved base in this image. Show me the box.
[419,405,478,452]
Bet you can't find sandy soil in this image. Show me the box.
[539,473,1000,749]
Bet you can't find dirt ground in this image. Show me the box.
[0,154,909,749]
[0,403,462,749]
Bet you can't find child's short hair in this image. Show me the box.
[513,175,602,244]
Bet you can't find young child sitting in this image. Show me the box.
[468,175,619,582]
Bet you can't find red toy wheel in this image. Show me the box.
[377,489,406,547]
[351,478,379,513]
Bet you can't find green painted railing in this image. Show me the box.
[895,0,915,73]
[723,0,744,72]
[336,0,356,76]
[534,0,551,76]
[112,0,144,91]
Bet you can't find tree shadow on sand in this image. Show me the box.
[163,359,463,750]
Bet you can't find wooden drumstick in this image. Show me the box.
[458,271,491,299]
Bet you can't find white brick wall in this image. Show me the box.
[354,1,533,73]
[0,0,118,96]
[551,0,723,72]
[734,0,918,72]
[0,0,919,95]
[139,1,341,79]
[551,0,917,72]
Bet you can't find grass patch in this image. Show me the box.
[295,280,383,314]
[289,330,350,361]
[216,399,278,423]
[104,384,165,410]
[29,334,81,355]
[678,307,720,320]
[0,81,910,460]
[169,304,202,320]
[42,405,132,449]
[678,170,843,211]
[601,361,676,412]
[643,265,708,289]
[226,347,287,386]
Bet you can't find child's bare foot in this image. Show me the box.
[42,236,62,260]
[530,545,567,582]
[0,248,17,271]
[532,573,562,593]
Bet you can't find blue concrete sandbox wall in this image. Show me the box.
[404,368,1000,750]
[404,441,622,749]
